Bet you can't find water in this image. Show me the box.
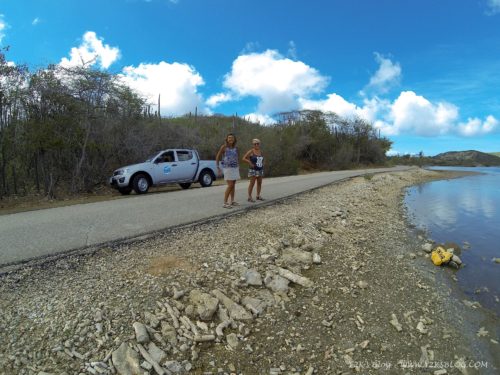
[405,166,500,315]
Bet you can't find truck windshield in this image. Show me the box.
[145,154,159,162]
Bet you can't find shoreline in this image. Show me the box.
[0,168,498,374]
[400,170,500,374]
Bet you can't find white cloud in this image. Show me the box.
[487,0,500,14]
[244,112,276,125]
[300,90,495,138]
[387,91,458,136]
[458,115,499,136]
[0,14,7,43]
[361,53,401,95]
[223,49,328,114]
[206,92,233,108]
[204,48,497,139]
[60,31,120,69]
[119,61,205,116]
[32,17,40,26]
[299,93,360,119]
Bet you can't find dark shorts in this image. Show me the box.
[248,169,264,177]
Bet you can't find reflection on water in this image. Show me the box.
[405,167,500,315]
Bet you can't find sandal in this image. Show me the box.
[256,196,265,201]
[247,197,255,202]
[223,203,233,209]
[231,201,240,206]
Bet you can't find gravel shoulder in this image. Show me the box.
[1,168,498,375]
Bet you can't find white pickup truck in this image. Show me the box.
[109,149,218,195]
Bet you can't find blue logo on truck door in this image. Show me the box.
[163,166,171,174]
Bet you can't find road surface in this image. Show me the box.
[0,166,411,268]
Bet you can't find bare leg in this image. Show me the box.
[256,176,263,198]
[248,176,256,199]
[229,180,236,203]
[224,181,232,204]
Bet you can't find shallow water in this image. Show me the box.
[405,166,500,315]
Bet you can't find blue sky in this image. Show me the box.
[1,0,499,155]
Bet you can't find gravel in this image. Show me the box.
[1,168,498,375]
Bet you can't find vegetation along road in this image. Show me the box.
[0,166,410,270]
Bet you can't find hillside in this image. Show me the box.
[433,150,500,166]
[489,152,500,157]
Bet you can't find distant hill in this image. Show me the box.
[489,152,500,157]
[432,150,500,166]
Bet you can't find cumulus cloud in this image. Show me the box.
[119,61,205,116]
[244,112,276,125]
[361,53,401,95]
[206,92,233,108]
[384,91,458,136]
[299,93,361,119]
[206,48,497,139]
[458,115,499,136]
[0,14,8,43]
[60,31,120,69]
[222,49,328,114]
[486,0,500,14]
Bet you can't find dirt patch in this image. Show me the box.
[148,255,198,276]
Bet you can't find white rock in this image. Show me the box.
[111,342,141,375]
[226,333,239,349]
[422,243,433,253]
[132,322,149,344]
[212,289,253,321]
[244,269,263,286]
[189,289,219,321]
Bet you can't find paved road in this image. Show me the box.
[0,166,410,267]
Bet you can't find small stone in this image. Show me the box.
[452,255,462,265]
[190,289,219,321]
[111,342,141,375]
[164,360,184,373]
[147,342,166,364]
[359,340,369,349]
[312,253,322,264]
[140,361,153,371]
[416,321,428,334]
[357,280,368,289]
[226,333,239,349]
[422,243,433,253]
[212,289,253,321]
[132,322,149,344]
[477,327,489,337]
[245,269,263,286]
[390,314,402,332]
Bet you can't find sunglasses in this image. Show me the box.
[253,143,260,145]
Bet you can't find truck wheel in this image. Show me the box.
[118,187,132,195]
[132,174,150,194]
[179,183,191,189]
[199,170,214,187]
